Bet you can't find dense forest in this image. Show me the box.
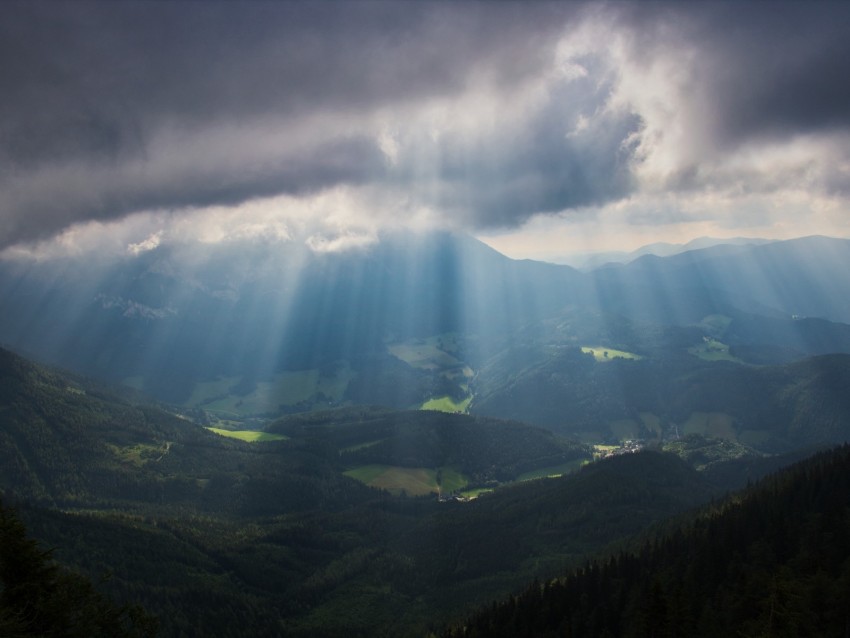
[0,501,157,637]
[0,346,753,636]
[3,319,850,636]
[443,445,850,637]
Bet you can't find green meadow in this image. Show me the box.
[185,365,355,416]
[389,334,475,414]
[420,395,472,413]
[344,464,468,496]
[581,346,642,362]
[688,338,742,363]
[205,428,288,443]
[387,334,466,370]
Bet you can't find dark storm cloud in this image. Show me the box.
[0,134,387,248]
[1,1,849,250]
[614,2,850,146]
[423,67,640,227]
[703,6,850,143]
[0,1,573,247]
[0,1,569,164]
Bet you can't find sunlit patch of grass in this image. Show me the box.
[688,338,743,363]
[592,444,619,458]
[186,364,355,416]
[205,427,288,443]
[387,335,464,370]
[581,346,642,362]
[420,395,472,413]
[343,464,468,496]
[458,487,493,499]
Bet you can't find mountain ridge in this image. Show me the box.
[2,232,850,420]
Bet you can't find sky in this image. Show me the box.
[2,1,850,263]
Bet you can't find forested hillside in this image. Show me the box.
[472,343,850,453]
[444,445,850,637]
[0,501,157,637]
[2,346,745,636]
[3,235,850,417]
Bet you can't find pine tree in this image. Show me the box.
[0,501,157,637]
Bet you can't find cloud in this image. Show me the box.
[1,1,849,255]
[127,231,162,256]
[602,3,850,194]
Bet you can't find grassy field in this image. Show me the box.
[389,335,475,413]
[206,428,288,443]
[592,444,620,459]
[458,487,494,499]
[388,339,462,370]
[688,338,742,363]
[343,464,468,496]
[581,346,642,362]
[682,412,737,441]
[185,364,355,416]
[420,395,472,413]
[516,459,587,481]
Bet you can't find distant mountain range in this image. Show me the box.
[1,232,849,421]
[2,231,849,636]
[561,236,775,270]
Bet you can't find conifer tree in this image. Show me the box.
[0,501,157,637]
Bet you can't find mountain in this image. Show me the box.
[268,406,589,486]
[566,236,773,270]
[2,346,757,637]
[443,444,850,638]
[0,345,593,510]
[592,235,850,325]
[2,221,849,637]
[472,332,850,453]
[0,231,584,406]
[0,346,378,515]
[2,232,850,429]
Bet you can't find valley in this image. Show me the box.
[3,4,850,635]
[2,233,850,636]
